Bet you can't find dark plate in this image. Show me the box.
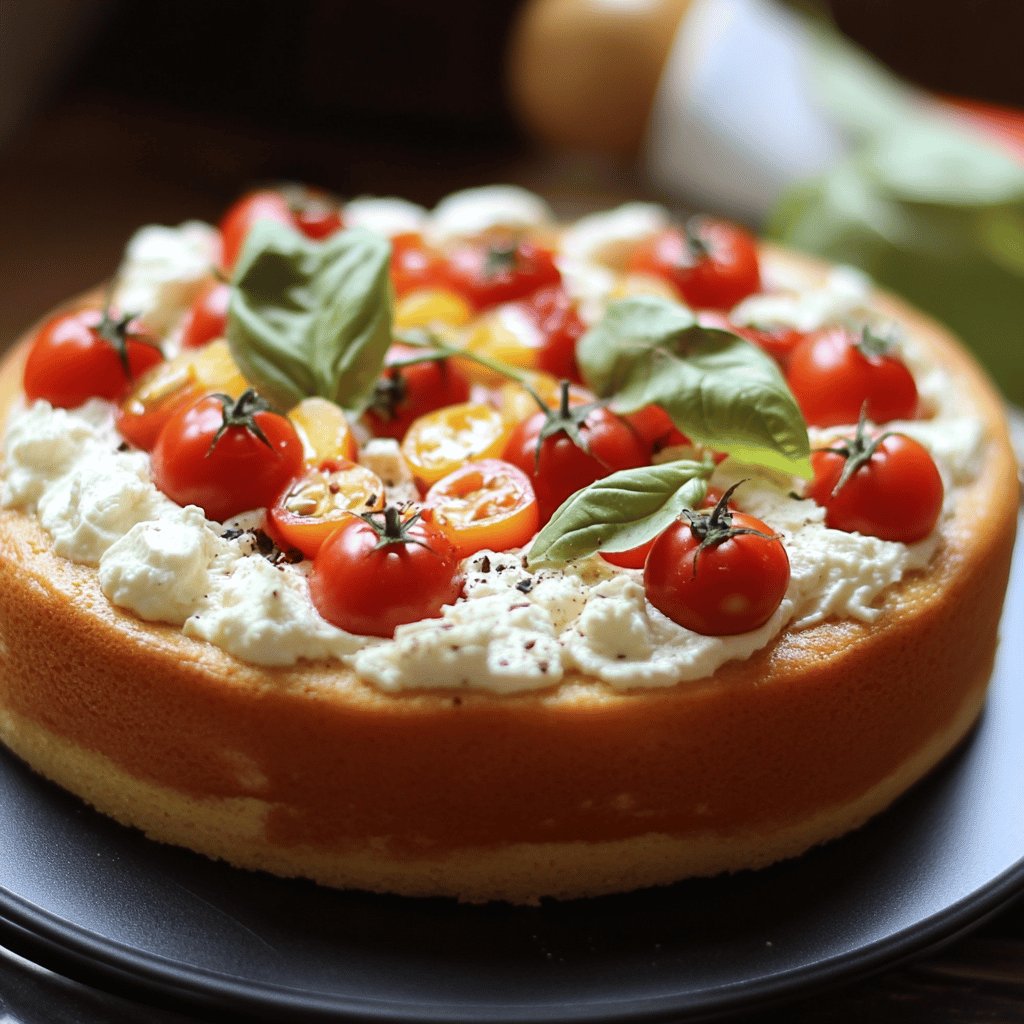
[1,521,1022,1024]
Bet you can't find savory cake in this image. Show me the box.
[0,185,1017,903]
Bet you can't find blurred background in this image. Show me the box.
[1,0,1022,400]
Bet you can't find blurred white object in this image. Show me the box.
[645,0,847,220]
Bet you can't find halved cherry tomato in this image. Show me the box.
[180,281,230,350]
[393,288,473,332]
[151,390,303,522]
[502,392,650,523]
[627,219,761,310]
[444,239,561,311]
[390,232,453,297]
[289,396,359,463]
[787,327,918,427]
[24,308,163,409]
[310,506,462,637]
[268,459,385,558]
[117,339,247,451]
[220,186,343,269]
[425,459,539,558]
[807,430,943,542]
[401,402,510,486]
[364,344,471,441]
[643,503,790,636]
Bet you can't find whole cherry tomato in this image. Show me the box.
[24,307,163,409]
[425,459,539,558]
[643,491,790,636]
[807,427,943,542]
[151,389,304,522]
[390,232,453,297]
[268,459,385,558]
[310,506,463,637]
[445,238,561,311]
[180,280,230,350]
[698,311,805,370]
[502,384,650,523]
[786,327,918,427]
[621,404,688,453]
[518,285,586,381]
[627,219,761,310]
[220,186,344,269]
[364,344,471,441]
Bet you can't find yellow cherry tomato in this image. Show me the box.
[462,304,543,383]
[610,272,681,302]
[494,371,595,426]
[394,288,474,331]
[288,396,359,464]
[401,401,511,486]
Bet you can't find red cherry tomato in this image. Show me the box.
[267,459,386,559]
[363,344,471,440]
[787,327,918,428]
[445,239,561,311]
[390,232,453,297]
[151,390,304,522]
[425,459,539,559]
[180,281,230,350]
[643,509,790,636]
[807,431,943,542]
[628,219,761,310]
[23,308,163,409]
[622,404,688,452]
[310,507,463,637]
[502,398,650,523]
[220,187,343,269]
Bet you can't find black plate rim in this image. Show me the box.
[1,849,1023,1024]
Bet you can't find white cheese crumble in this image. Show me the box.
[343,197,428,238]
[426,185,554,247]
[0,216,985,692]
[558,202,670,269]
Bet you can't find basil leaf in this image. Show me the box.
[227,220,393,411]
[526,459,710,568]
[577,296,812,477]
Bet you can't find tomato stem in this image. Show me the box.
[682,480,780,577]
[360,505,435,552]
[207,389,276,455]
[815,404,895,498]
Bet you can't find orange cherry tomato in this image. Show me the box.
[268,459,386,558]
[425,459,539,559]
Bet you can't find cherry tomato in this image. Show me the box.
[220,186,343,269]
[268,459,385,558]
[425,459,539,558]
[807,431,943,542]
[643,506,790,636]
[401,401,511,487]
[390,232,453,297]
[364,344,471,441]
[516,285,585,381]
[445,239,561,311]
[151,390,304,522]
[180,280,230,350]
[116,339,247,451]
[627,219,761,310]
[502,393,650,523]
[786,327,918,428]
[23,308,164,409]
[289,396,359,464]
[622,404,688,452]
[310,507,462,637]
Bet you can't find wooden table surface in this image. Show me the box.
[0,99,1021,1023]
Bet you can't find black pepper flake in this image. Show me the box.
[515,578,534,594]
[538,661,549,673]
[509,602,529,610]
[116,441,130,453]
[524,639,536,651]
[480,555,492,574]
[365,493,378,508]
[222,528,244,542]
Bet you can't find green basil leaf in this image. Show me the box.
[577,296,812,477]
[526,459,711,569]
[227,220,393,411]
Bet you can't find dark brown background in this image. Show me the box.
[0,2,1021,1020]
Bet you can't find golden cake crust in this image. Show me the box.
[0,251,1018,903]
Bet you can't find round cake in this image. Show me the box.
[0,186,1017,903]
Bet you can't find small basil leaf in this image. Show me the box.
[526,459,710,569]
[227,220,393,411]
[577,296,812,478]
